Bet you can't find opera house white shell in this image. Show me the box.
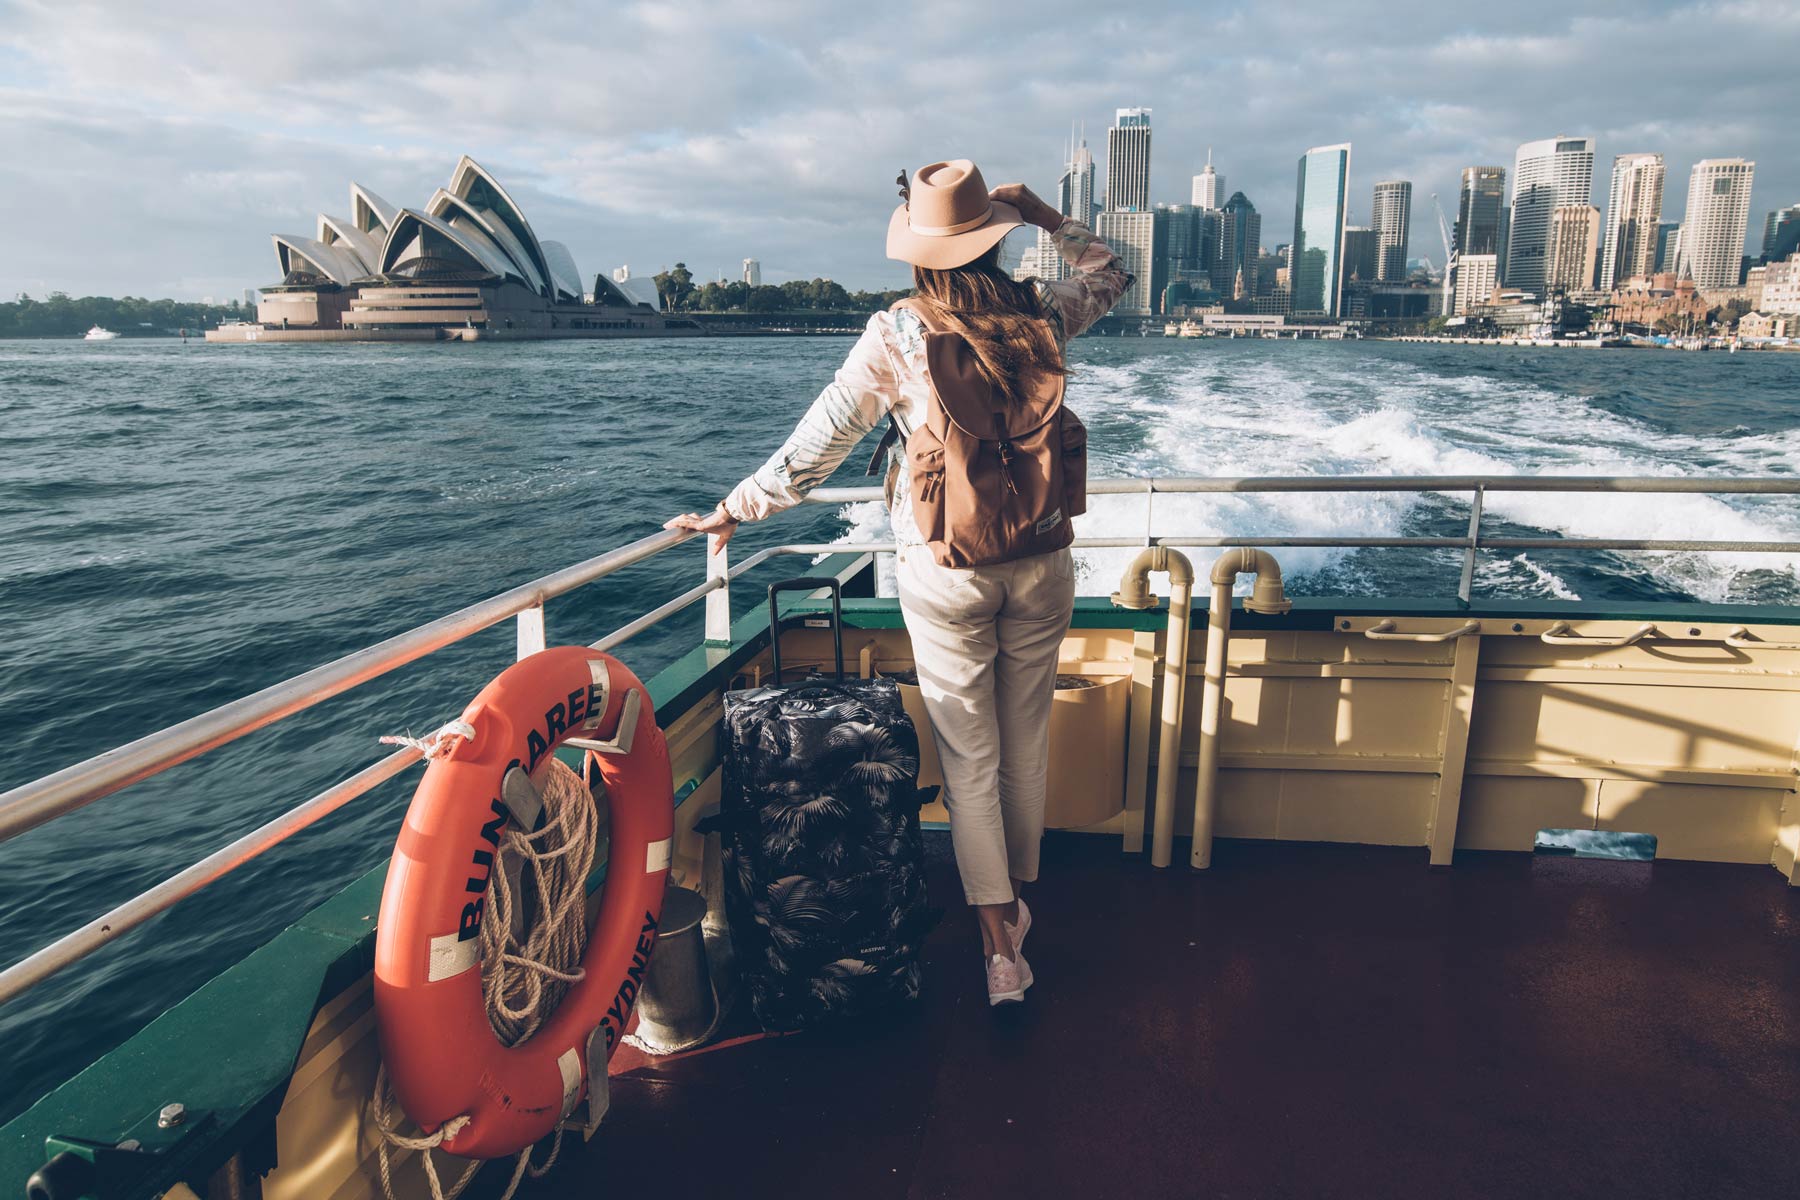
[217,156,693,343]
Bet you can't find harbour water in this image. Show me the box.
[5,334,1800,1119]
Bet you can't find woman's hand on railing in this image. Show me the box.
[665,505,739,556]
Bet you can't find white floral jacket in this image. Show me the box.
[721,218,1132,545]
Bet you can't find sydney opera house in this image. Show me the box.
[208,156,698,342]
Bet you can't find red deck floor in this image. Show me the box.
[517,833,1800,1199]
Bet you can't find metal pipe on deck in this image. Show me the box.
[1112,547,1196,869]
[1193,550,1291,870]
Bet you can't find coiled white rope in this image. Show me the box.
[372,753,605,1200]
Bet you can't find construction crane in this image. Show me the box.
[1430,192,1456,316]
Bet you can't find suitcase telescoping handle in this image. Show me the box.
[767,577,844,684]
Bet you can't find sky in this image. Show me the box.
[1,0,1797,301]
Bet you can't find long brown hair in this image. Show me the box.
[911,244,1065,407]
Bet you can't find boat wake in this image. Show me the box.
[835,347,1800,605]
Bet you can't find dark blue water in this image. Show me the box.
[4,336,1799,1120]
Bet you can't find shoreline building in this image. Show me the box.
[1546,204,1601,292]
[1677,159,1756,288]
[1158,203,1215,286]
[1341,226,1379,284]
[1762,254,1800,315]
[1215,192,1263,301]
[1035,130,1099,283]
[1599,153,1665,290]
[1760,203,1800,263]
[1453,253,1498,313]
[1371,180,1412,282]
[1455,166,1508,273]
[1059,130,1097,227]
[1656,223,1681,274]
[1506,136,1595,295]
[1098,109,1158,313]
[1192,149,1224,210]
[742,258,761,287]
[1292,143,1352,318]
[1106,108,1153,212]
[1095,210,1165,316]
[219,156,696,343]
[1338,224,1379,314]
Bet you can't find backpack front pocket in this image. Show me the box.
[906,429,946,544]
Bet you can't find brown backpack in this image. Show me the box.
[883,298,1088,569]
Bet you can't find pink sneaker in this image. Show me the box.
[986,951,1034,1006]
[1004,897,1031,955]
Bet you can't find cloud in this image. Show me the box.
[1,0,1795,299]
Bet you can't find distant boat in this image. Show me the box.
[83,325,120,341]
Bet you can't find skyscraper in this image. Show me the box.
[1677,158,1756,288]
[1036,130,1098,284]
[1058,130,1097,228]
[1106,108,1152,212]
[741,258,761,287]
[1546,204,1601,292]
[1215,192,1262,299]
[1291,143,1351,317]
[1505,136,1596,295]
[1455,167,1507,257]
[1761,203,1800,262]
[1370,180,1412,282]
[1599,153,1665,290]
[1192,149,1224,209]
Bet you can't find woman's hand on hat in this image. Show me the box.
[665,504,739,555]
[989,183,1060,231]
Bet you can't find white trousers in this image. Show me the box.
[896,545,1076,906]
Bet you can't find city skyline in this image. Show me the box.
[1,1,1797,299]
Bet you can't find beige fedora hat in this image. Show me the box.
[886,159,1025,270]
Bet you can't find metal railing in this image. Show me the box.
[4,473,1800,1006]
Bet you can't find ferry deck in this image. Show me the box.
[4,473,1800,1200]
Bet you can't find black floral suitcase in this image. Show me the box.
[710,578,940,1032]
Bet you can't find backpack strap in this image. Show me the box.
[891,295,936,329]
[865,299,933,475]
[866,413,903,475]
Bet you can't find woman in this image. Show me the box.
[668,159,1130,1005]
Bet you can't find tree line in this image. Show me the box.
[651,263,910,313]
[0,293,253,338]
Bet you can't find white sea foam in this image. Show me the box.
[1475,554,1582,601]
[834,347,1800,603]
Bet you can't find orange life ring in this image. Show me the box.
[375,646,673,1159]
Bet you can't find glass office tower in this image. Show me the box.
[1291,144,1351,317]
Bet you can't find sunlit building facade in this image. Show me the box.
[1546,204,1601,292]
[1599,153,1665,290]
[1192,150,1224,210]
[1371,180,1411,282]
[1453,253,1498,313]
[1095,209,1166,316]
[1506,136,1595,295]
[1106,108,1153,212]
[1677,159,1756,289]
